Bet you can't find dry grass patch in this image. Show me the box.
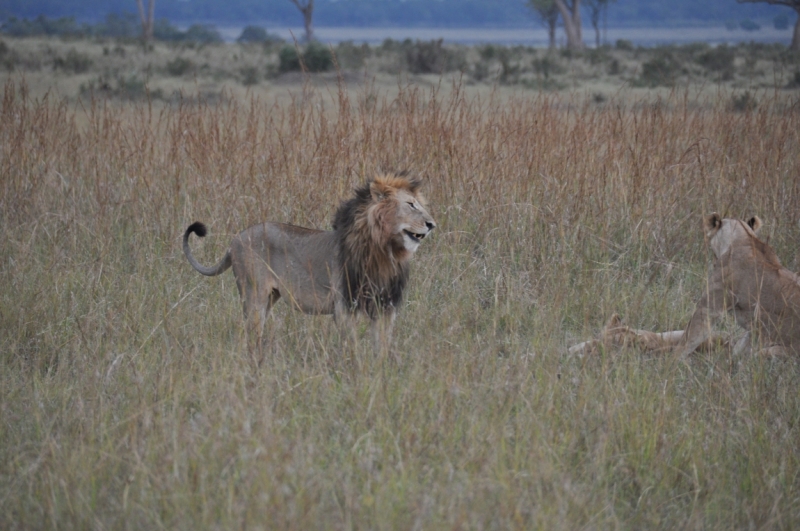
[1,78,800,529]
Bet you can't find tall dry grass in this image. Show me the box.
[1,79,800,529]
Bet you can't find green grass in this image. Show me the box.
[1,77,799,529]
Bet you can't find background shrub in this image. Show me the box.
[0,15,86,38]
[333,41,370,69]
[303,42,334,72]
[165,57,194,76]
[639,51,683,86]
[52,49,92,73]
[404,39,465,74]
[239,65,260,85]
[0,39,17,70]
[279,42,333,73]
[532,54,564,79]
[406,39,447,73]
[237,26,269,44]
[183,24,223,44]
[94,13,139,39]
[152,18,184,41]
[697,44,735,80]
[615,39,634,51]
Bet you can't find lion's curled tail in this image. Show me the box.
[183,222,232,276]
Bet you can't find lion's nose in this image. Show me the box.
[426,221,436,231]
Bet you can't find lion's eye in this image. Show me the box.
[407,202,417,210]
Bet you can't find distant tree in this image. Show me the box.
[238,26,268,43]
[289,0,314,42]
[740,18,761,30]
[737,0,800,50]
[183,24,223,44]
[585,0,615,47]
[774,13,790,28]
[553,0,584,49]
[526,0,559,48]
[135,0,155,42]
[101,13,139,39]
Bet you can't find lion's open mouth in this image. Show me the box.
[403,229,426,243]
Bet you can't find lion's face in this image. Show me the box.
[368,176,436,256]
[393,188,436,253]
[704,213,762,258]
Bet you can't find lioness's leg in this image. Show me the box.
[733,332,752,356]
[733,332,788,357]
[678,285,726,357]
[757,345,789,357]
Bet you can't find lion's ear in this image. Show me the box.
[747,216,762,233]
[406,177,423,193]
[370,180,392,202]
[703,213,721,233]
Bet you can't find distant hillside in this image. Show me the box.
[0,0,795,28]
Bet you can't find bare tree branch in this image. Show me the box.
[554,0,584,49]
[526,0,559,48]
[585,0,616,47]
[289,0,315,42]
[135,0,155,42]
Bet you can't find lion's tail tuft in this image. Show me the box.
[186,221,207,238]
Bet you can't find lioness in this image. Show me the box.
[677,213,800,357]
[183,172,436,352]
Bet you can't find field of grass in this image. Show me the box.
[1,60,800,529]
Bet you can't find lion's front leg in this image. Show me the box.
[334,299,359,348]
[371,309,396,357]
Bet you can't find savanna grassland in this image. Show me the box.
[1,37,800,529]
[2,33,800,103]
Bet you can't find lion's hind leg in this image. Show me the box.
[238,274,281,363]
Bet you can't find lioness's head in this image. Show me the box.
[366,173,436,256]
[703,212,762,258]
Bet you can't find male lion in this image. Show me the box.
[676,213,800,357]
[183,172,436,353]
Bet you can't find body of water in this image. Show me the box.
[217,25,794,47]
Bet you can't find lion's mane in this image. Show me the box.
[332,173,421,318]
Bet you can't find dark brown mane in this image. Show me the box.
[332,173,418,318]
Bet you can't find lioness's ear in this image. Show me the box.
[747,216,762,233]
[703,213,721,233]
[605,313,623,329]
